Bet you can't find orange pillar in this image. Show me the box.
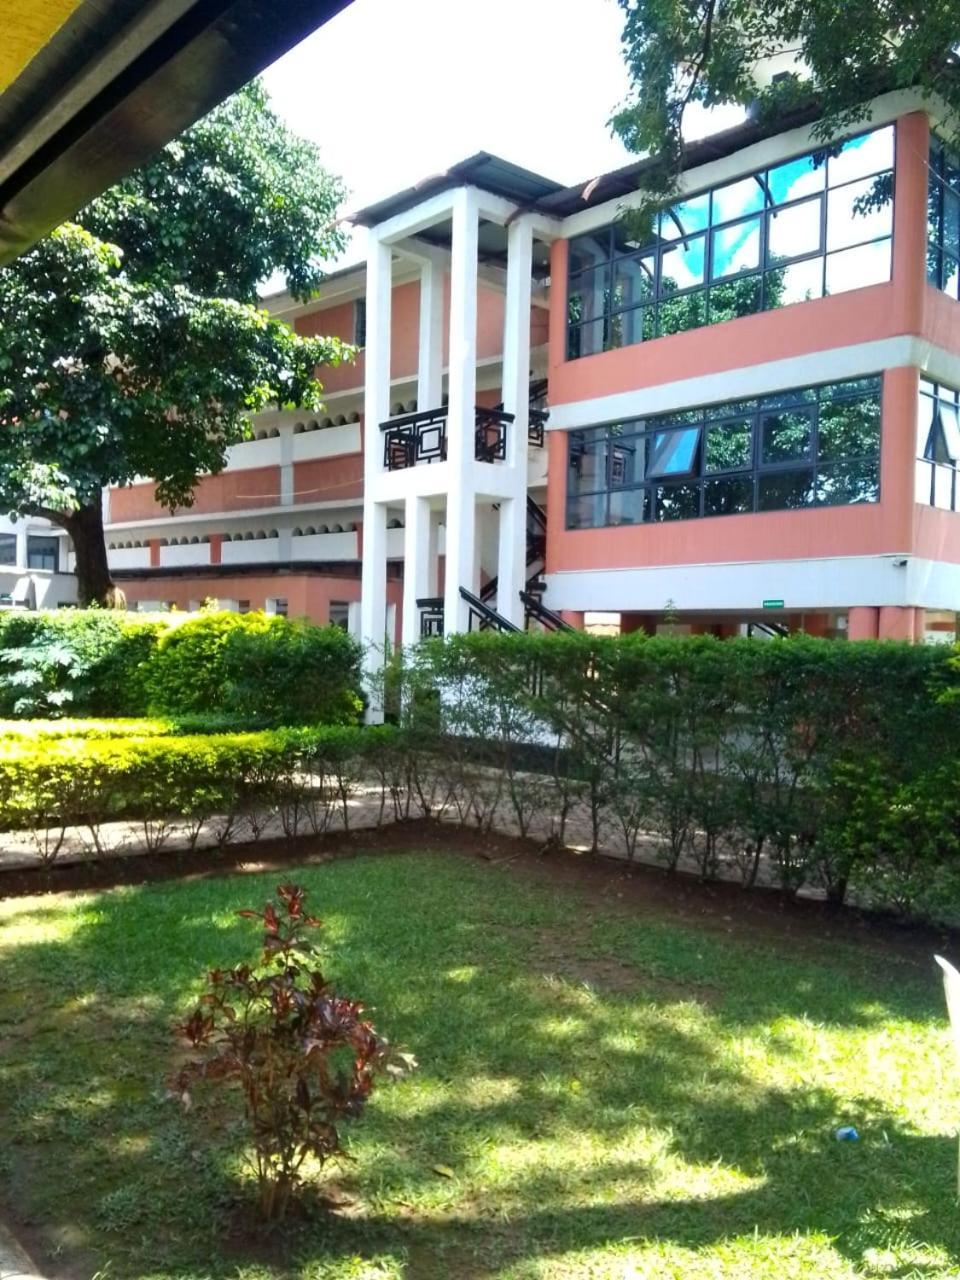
[879,605,917,641]
[209,533,223,565]
[148,539,161,568]
[561,610,585,630]
[848,606,879,640]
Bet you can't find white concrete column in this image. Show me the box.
[14,524,27,570]
[496,497,525,627]
[279,424,294,505]
[361,233,393,720]
[417,260,444,411]
[502,216,533,471]
[443,186,480,634]
[402,494,431,646]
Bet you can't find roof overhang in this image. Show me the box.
[0,0,351,265]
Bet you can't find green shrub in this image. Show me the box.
[146,612,264,715]
[222,616,362,725]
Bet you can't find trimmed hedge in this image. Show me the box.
[0,609,362,725]
[0,725,396,861]
[394,631,960,921]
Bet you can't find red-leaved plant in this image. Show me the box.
[174,883,413,1221]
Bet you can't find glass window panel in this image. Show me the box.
[703,398,756,421]
[659,192,711,241]
[655,409,702,430]
[611,254,655,309]
[824,241,891,294]
[657,290,706,337]
[826,456,877,506]
[934,463,954,510]
[765,154,825,205]
[828,127,894,186]
[705,419,753,472]
[566,492,607,529]
[608,488,648,526]
[567,267,606,323]
[660,236,706,292]
[567,318,605,360]
[609,437,645,488]
[827,175,893,251]
[757,469,815,510]
[654,481,701,521]
[944,190,960,252]
[711,216,761,280]
[0,534,16,566]
[647,426,701,477]
[823,375,882,400]
[816,458,880,506]
[761,409,813,463]
[704,475,754,516]
[943,254,960,300]
[27,536,58,572]
[771,257,824,308]
[712,175,765,222]
[817,396,881,462]
[710,273,763,323]
[760,386,816,410]
[611,222,647,257]
[928,182,942,248]
[606,307,651,350]
[918,391,936,455]
[768,197,822,262]
[942,146,960,194]
[568,432,609,493]
[568,232,610,274]
[938,402,960,461]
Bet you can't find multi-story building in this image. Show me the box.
[13,91,960,652]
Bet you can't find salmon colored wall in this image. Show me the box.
[547,113,932,406]
[545,369,923,574]
[912,504,960,565]
[292,454,362,504]
[296,277,543,401]
[111,467,281,522]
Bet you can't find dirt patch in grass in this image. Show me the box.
[0,817,955,967]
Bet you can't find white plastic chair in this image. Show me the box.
[935,955,960,1193]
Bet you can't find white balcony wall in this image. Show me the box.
[0,569,78,608]
[224,436,283,469]
[387,528,405,559]
[159,543,212,568]
[291,531,357,560]
[221,537,281,566]
[108,546,151,570]
[527,444,548,488]
[293,423,360,461]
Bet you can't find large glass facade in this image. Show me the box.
[927,138,960,300]
[566,376,881,529]
[566,126,895,359]
[916,377,960,511]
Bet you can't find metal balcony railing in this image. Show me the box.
[416,596,444,638]
[380,405,515,471]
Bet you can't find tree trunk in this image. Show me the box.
[59,502,119,608]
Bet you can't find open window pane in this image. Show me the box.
[647,426,701,477]
[939,402,960,461]
[761,410,813,463]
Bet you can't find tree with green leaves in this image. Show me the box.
[0,81,350,605]
[611,0,960,200]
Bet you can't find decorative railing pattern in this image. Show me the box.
[380,406,515,471]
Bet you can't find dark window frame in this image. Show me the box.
[917,376,960,511]
[565,375,882,529]
[927,137,960,300]
[0,533,16,566]
[566,125,896,360]
[353,297,366,348]
[26,534,59,572]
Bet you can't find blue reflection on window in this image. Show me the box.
[648,427,701,476]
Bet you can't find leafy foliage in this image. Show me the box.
[0,83,350,604]
[174,884,412,1220]
[610,0,960,204]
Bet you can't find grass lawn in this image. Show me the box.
[0,849,958,1279]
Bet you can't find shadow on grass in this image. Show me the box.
[0,853,957,1279]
